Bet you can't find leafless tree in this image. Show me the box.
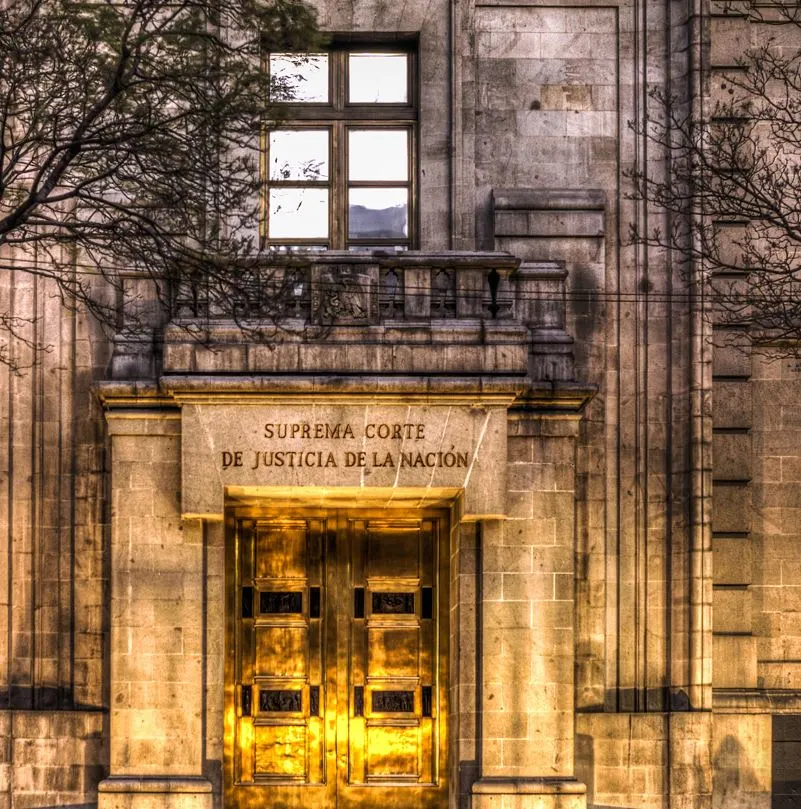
[0,0,319,371]
[630,1,801,355]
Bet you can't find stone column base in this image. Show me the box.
[472,778,587,809]
[99,777,213,809]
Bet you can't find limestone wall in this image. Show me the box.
[2,0,801,808]
[712,714,771,809]
[0,266,110,717]
[0,710,107,809]
[0,255,111,809]
[750,356,801,691]
[707,12,801,809]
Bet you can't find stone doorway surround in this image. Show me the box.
[96,389,590,809]
[96,251,594,809]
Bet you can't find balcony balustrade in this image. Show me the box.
[111,251,576,385]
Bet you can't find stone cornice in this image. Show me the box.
[96,374,595,412]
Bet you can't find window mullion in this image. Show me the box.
[333,53,346,249]
[334,121,347,250]
[333,50,346,111]
[409,121,417,250]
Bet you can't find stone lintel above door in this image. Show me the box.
[179,402,509,519]
[97,381,594,521]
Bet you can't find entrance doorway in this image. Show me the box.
[224,508,449,809]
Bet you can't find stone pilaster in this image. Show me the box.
[472,415,586,809]
[99,410,212,809]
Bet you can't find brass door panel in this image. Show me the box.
[225,509,448,809]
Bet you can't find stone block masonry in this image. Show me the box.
[0,710,107,809]
[2,0,800,805]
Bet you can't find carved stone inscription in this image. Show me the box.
[181,404,508,517]
[220,421,469,472]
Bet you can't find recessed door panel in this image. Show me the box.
[367,627,420,678]
[255,625,309,676]
[366,524,422,579]
[256,525,308,579]
[255,724,307,777]
[225,509,448,809]
[366,725,420,777]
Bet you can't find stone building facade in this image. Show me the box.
[1,2,800,809]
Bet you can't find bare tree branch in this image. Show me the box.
[629,0,801,356]
[0,0,320,370]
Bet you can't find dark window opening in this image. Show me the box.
[773,715,801,808]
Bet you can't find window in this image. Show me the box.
[264,44,417,250]
[773,715,801,808]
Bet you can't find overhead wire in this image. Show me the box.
[0,255,764,305]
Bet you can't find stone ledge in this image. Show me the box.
[472,778,587,809]
[98,777,213,809]
[493,189,605,240]
[248,249,521,269]
[713,688,801,712]
[96,375,596,412]
[99,778,212,794]
[97,375,528,405]
[473,778,587,795]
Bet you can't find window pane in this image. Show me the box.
[348,245,408,252]
[269,188,329,239]
[349,54,408,103]
[349,188,408,239]
[270,54,329,103]
[348,130,408,182]
[269,130,329,181]
[269,245,328,253]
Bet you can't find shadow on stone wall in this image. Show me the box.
[0,687,103,710]
[0,709,108,807]
[714,734,744,800]
[713,733,768,809]
[459,758,479,809]
[575,727,658,809]
[576,733,636,809]
[569,262,600,349]
[203,759,223,809]
[575,733,596,807]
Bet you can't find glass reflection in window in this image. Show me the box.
[348,129,408,182]
[270,54,329,103]
[349,53,408,103]
[348,188,408,239]
[269,130,329,181]
[269,188,329,239]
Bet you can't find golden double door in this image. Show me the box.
[224,509,449,809]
